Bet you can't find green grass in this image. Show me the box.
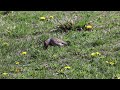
[0,11,120,79]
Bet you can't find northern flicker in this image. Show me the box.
[44,38,70,49]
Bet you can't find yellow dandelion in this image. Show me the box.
[91,52,101,57]
[106,61,115,65]
[40,17,46,20]
[85,25,92,29]
[109,62,115,65]
[15,61,20,65]
[49,16,54,19]
[91,53,96,57]
[64,66,71,69]
[21,51,27,55]
[2,72,8,76]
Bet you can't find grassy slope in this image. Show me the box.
[0,11,120,79]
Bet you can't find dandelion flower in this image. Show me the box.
[21,51,27,55]
[40,17,46,20]
[106,61,117,65]
[15,61,20,65]
[49,16,54,19]
[85,25,92,29]
[91,52,101,57]
[91,53,96,57]
[64,66,71,69]
[109,62,115,65]
[2,72,8,76]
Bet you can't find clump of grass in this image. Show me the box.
[55,16,75,33]
[57,21,74,32]
[56,14,93,33]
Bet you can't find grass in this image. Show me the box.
[0,11,120,79]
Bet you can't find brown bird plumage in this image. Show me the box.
[44,38,70,49]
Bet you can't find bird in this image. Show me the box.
[43,37,70,49]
